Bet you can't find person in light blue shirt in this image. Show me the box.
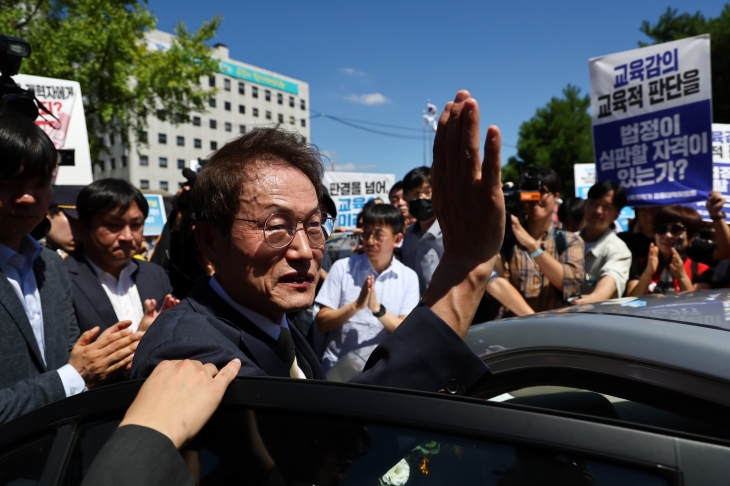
[316,204,420,379]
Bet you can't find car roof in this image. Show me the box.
[467,290,730,384]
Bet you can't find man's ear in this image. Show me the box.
[394,232,404,245]
[194,222,225,267]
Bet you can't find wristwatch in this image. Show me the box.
[373,304,386,318]
[711,212,726,221]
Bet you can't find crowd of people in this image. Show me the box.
[1,89,729,483]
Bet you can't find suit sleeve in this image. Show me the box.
[81,425,194,486]
[354,305,491,395]
[59,258,81,352]
[0,371,66,425]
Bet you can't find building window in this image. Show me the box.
[239,104,245,114]
[121,155,127,167]
[109,133,115,146]
[266,111,272,120]
[140,131,148,143]
[289,96,295,107]
[239,125,246,134]
[300,99,306,110]
[159,157,168,168]
[301,118,306,127]
[252,86,258,98]
[238,82,244,94]
[209,98,216,108]
[177,159,185,169]
[225,122,232,132]
[265,90,271,101]
[224,101,231,111]
[110,157,116,170]
[301,136,307,144]
[193,116,201,126]
[210,141,218,150]
[289,116,295,125]
[140,179,149,189]
[209,119,217,129]
[140,155,149,166]
[277,113,284,123]
[194,138,202,148]
[224,78,230,91]
[176,136,184,146]
[253,108,259,117]
[160,180,169,191]
[277,93,283,105]
[208,76,215,87]
[158,133,167,144]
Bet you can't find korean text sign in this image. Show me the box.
[143,194,167,236]
[322,172,395,229]
[685,123,730,221]
[589,35,712,206]
[14,74,78,150]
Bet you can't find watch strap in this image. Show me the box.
[530,247,544,259]
[711,212,726,221]
[373,304,386,318]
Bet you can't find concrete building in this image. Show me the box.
[96,29,310,192]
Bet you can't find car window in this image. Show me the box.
[0,434,55,485]
[181,408,672,485]
[60,419,121,486]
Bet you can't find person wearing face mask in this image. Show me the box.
[498,168,584,315]
[400,166,443,297]
[626,205,712,296]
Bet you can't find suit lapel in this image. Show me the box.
[132,261,154,304]
[67,253,118,327]
[0,265,46,370]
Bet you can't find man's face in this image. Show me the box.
[81,201,144,269]
[523,187,558,222]
[585,191,619,234]
[202,162,324,320]
[389,189,410,218]
[0,176,52,247]
[47,210,77,252]
[404,181,432,202]
[361,223,402,261]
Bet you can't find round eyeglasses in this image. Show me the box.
[235,212,335,249]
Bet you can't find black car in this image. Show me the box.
[4,290,730,485]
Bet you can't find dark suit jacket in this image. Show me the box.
[131,278,490,395]
[65,252,173,333]
[0,248,79,424]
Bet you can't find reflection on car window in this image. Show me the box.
[0,434,54,486]
[185,409,671,486]
[61,419,121,486]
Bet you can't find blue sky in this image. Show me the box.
[149,0,723,181]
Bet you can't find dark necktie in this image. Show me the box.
[277,327,297,369]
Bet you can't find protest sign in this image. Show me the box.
[589,35,712,207]
[322,172,395,229]
[143,194,167,236]
[573,163,634,232]
[685,123,730,221]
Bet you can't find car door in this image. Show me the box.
[3,378,730,485]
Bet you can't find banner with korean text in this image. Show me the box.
[322,172,395,229]
[589,35,713,207]
[685,123,730,221]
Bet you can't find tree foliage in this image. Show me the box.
[503,85,593,197]
[640,5,730,123]
[0,0,221,163]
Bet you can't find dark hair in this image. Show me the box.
[653,205,703,238]
[587,180,627,211]
[77,179,149,226]
[0,110,57,180]
[193,128,323,239]
[361,203,405,235]
[557,197,585,225]
[523,168,561,194]
[402,166,431,196]
[388,181,403,200]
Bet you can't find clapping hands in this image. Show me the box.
[355,275,380,313]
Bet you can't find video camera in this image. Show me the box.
[0,35,43,119]
[501,167,542,257]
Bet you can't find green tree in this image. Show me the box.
[640,5,730,123]
[0,0,221,163]
[503,85,593,197]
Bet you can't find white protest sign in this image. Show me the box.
[574,163,596,198]
[589,35,712,207]
[322,172,395,229]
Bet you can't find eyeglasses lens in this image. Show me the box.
[264,213,333,248]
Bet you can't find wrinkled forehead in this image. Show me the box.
[239,160,319,215]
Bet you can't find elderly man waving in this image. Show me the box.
[131,91,504,395]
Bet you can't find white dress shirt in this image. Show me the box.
[208,276,306,379]
[86,258,145,332]
[0,236,85,396]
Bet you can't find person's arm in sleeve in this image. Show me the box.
[0,372,67,425]
[486,275,534,316]
[315,260,361,333]
[557,232,585,299]
[574,239,631,304]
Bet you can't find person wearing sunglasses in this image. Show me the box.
[626,206,712,296]
[315,204,419,379]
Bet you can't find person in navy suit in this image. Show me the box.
[131,91,505,396]
[66,179,178,334]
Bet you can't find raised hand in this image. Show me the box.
[68,320,143,388]
[356,275,373,311]
[669,248,687,279]
[138,294,180,332]
[644,243,660,276]
[368,278,380,313]
[707,190,726,217]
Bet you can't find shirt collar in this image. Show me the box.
[413,219,441,238]
[0,235,43,270]
[579,228,613,254]
[208,275,288,340]
[85,256,137,281]
[360,252,396,277]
